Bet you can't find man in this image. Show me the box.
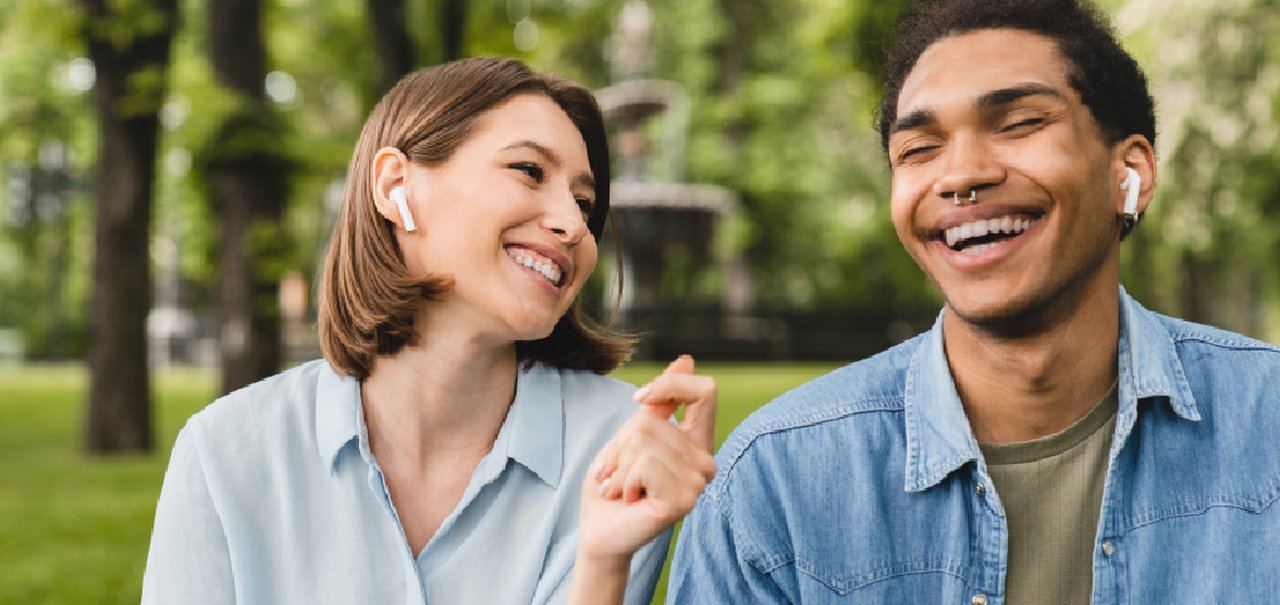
[667,0,1280,602]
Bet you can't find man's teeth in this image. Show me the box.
[509,251,562,286]
[944,215,1036,248]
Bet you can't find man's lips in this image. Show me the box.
[926,205,1045,252]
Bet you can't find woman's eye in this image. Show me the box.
[575,197,594,218]
[511,162,544,183]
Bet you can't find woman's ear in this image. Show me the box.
[371,147,417,233]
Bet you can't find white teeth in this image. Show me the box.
[943,214,1036,250]
[507,249,562,286]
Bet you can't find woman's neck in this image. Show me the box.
[360,327,519,469]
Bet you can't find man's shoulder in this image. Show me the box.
[742,335,917,429]
[711,336,921,486]
[1156,313,1280,355]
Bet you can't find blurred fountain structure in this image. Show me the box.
[597,0,756,356]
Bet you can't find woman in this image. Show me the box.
[142,57,716,605]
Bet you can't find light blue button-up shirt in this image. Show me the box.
[668,288,1280,603]
[143,360,669,605]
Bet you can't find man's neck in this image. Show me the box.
[944,285,1120,444]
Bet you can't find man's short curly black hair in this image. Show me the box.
[876,0,1156,154]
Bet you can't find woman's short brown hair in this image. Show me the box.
[318,57,631,380]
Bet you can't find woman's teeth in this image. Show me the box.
[508,250,562,286]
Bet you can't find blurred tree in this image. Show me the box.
[1118,0,1280,339]
[441,0,467,62]
[81,0,179,452]
[367,0,415,93]
[206,0,292,394]
[0,1,95,362]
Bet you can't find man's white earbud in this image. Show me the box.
[1120,167,1140,217]
[390,186,416,233]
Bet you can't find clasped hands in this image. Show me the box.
[578,355,718,564]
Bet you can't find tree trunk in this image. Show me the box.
[209,0,290,394]
[366,0,416,93]
[81,0,179,453]
[441,0,467,62]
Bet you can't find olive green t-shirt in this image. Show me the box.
[978,385,1118,605]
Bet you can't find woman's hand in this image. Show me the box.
[568,355,717,602]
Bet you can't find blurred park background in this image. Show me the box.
[1,0,1278,602]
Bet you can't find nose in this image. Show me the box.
[542,189,590,245]
[931,133,1005,203]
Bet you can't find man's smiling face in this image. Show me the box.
[887,28,1128,331]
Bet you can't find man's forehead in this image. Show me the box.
[896,28,1073,116]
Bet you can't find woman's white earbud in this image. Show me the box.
[1120,167,1140,217]
[390,186,416,233]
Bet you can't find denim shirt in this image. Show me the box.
[668,289,1280,604]
[143,360,669,605]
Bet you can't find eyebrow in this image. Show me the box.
[502,140,596,191]
[889,83,1069,137]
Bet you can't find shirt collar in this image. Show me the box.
[315,362,361,471]
[902,286,1200,493]
[313,360,566,487]
[504,362,565,488]
[1116,285,1200,422]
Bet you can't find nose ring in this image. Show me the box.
[953,190,977,206]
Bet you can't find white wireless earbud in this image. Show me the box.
[1120,167,1140,217]
[389,186,416,233]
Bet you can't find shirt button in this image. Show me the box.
[1102,540,1116,557]
[971,594,988,605]
[975,483,986,497]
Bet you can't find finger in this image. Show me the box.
[635,374,717,451]
[608,420,714,504]
[621,454,655,503]
[633,355,695,418]
[617,445,709,518]
[589,431,623,482]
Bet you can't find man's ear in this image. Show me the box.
[1115,135,1157,216]
[371,147,416,232]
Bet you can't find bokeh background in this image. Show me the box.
[1,0,1278,602]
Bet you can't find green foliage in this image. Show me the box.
[3,0,1280,355]
[1118,0,1280,339]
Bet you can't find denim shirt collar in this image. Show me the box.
[314,360,565,488]
[903,286,1200,493]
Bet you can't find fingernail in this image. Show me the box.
[589,459,601,478]
[597,478,610,496]
[633,386,651,402]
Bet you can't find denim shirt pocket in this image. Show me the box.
[795,557,968,597]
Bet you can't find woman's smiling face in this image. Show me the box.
[394,92,599,343]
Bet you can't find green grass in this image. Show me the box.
[0,361,839,604]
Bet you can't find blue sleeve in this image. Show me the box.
[665,492,788,604]
[622,527,672,605]
[141,423,236,605]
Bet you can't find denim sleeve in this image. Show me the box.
[141,423,236,605]
[665,493,788,603]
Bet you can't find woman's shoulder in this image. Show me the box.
[181,360,330,456]
[551,366,640,437]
